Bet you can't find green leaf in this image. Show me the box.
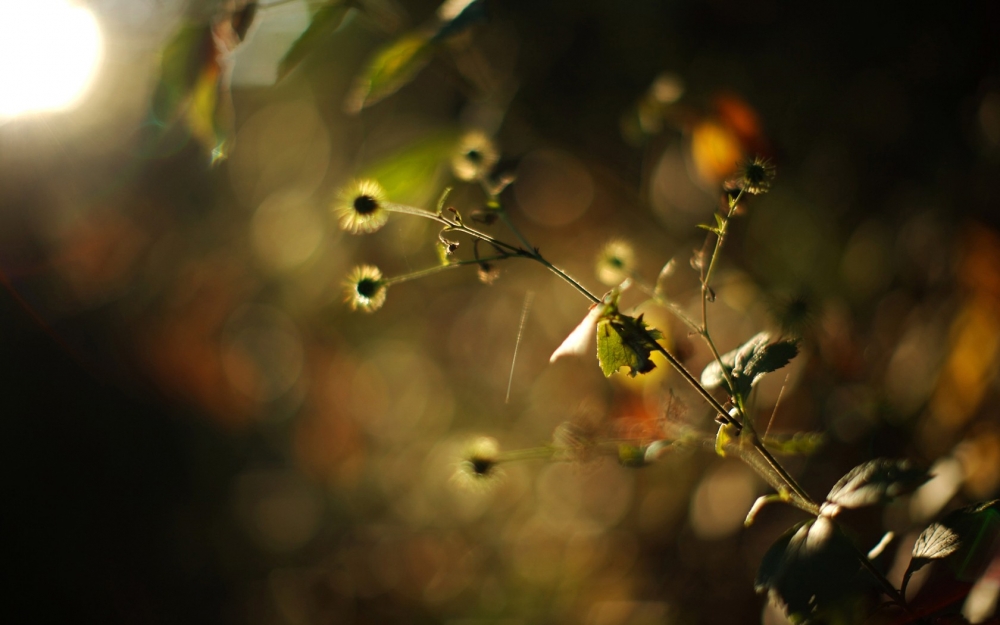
[823,458,930,513]
[715,421,739,457]
[148,21,234,163]
[755,517,866,622]
[595,293,663,377]
[277,2,351,81]
[762,432,825,456]
[359,130,459,206]
[700,332,799,400]
[150,24,217,127]
[345,32,435,113]
[904,500,1000,590]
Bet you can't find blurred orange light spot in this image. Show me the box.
[690,120,742,186]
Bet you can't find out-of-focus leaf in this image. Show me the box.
[596,291,663,378]
[151,24,217,126]
[345,32,434,113]
[763,432,825,456]
[755,517,866,622]
[700,332,798,400]
[149,14,243,163]
[756,522,798,593]
[360,131,459,206]
[904,500,1000,592]
[823,458,930,513]
[432,0,487,42]
[231,2,258,42]
[277,2,351,81]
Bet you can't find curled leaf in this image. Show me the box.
[823,458,930,514]
[700,332,799,400]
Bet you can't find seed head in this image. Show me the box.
[452,437,503,491]
[343,264,387,312]
[334,179,389,234]
[451,131,499,182]
[735,156,776,195]
[596,239,636,286]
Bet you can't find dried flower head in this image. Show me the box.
[452,436,503,491]
[735,156,776,195]
[596,239,636,286]
[451,131,499,182]
[343,264,387,312]
[334,179,389,234]
[477,262,501,284]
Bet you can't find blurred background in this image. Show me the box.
[3,0,1000,623]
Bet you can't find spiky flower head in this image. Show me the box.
[735,156,776,195]
[595,239,636,286]
[452,436,503,491]
[343,264,387,312]
[334,179,389,234]
[451,131,499,182]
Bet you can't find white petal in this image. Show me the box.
[550,305,602,363]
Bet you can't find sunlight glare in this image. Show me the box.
[0,0,104,118]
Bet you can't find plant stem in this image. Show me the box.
[843,530,912,613]
[382,256,510,286]
[533,255,600,303]
[498,210,537,258]
[697,192,745,413]
[497,446,556,463]
[634,279,702,334]
[388,201,601,302]
[390,194,815,509]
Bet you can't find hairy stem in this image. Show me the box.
[698,191,744,414]
[382,256,511,286]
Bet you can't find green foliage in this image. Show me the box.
[822,458,930,513]
[360,131,460,205]
[700,332,799,400]
[695,213,726,235]
[762,432,825,456]
[277,2,351,80]
[148,15,241,162]
[595,294,663,377]
[151,23,216,125]
[345,32,435,113]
